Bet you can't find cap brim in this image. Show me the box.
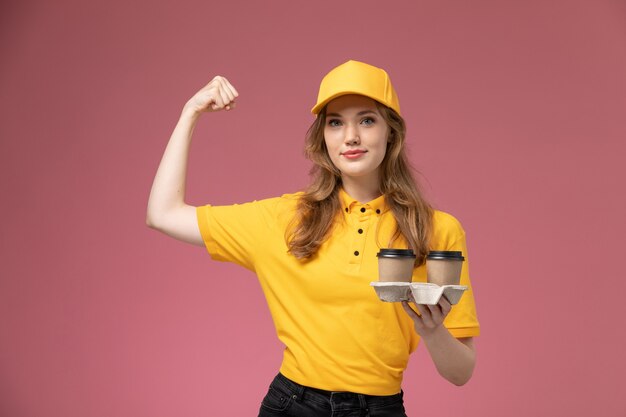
[311,91,375,115]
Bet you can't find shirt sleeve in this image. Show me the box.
[196,196,285,271]
[432,211,481,338]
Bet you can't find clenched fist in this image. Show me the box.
[185,76,239,114]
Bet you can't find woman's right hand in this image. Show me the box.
[184,75,239,114]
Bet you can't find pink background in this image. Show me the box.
[1,0,625,416]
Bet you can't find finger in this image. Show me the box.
[223,77,240,98]
[213,76,236,104]
[218,78,237,103]
[409,294,428,319]
[439,296,452,316]
[401,301,421,321]
[216,83,232,108]
[209,75,225,87]
[415,303,429,318]
[415,303,436,327]
[426,303,442,322]
[205,78,221,98]
[203,77,226,108]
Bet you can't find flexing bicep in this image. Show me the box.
[146,204,204,247]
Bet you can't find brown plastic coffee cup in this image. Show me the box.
[377,249,416,282]
[426,251,464,286]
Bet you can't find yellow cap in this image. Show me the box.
[311,60,400,116]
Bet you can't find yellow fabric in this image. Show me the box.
[311,60,401,115]
[196,189,480,395]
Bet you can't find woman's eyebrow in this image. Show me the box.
[326,110,378,118]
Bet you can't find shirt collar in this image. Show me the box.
[339,188,388,215]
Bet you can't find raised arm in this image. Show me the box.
[146,76,239,246]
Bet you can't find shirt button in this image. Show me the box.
[358,229,363,234]
[360,207,366,213]
[376,209,381,214]
[354,251,359,256]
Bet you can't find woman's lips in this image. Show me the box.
[341,150,367,160]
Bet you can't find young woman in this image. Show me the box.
[146,60,480,417]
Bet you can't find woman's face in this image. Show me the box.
[323,94,390,184]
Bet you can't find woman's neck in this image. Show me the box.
[341,173,382,203]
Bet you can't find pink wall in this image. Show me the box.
[1,0,625,415]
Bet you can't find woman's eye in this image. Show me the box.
[328,119,341,127]
[361,117,375,125]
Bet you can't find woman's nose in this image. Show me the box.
[344,125,360,145]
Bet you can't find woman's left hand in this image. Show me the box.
[401,296,452,338]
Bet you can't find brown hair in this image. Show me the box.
[286,102,433,266]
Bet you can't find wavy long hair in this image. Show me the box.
[286,101,433,266]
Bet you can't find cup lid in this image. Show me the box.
[427,251,465,261]
[377,248,416,259]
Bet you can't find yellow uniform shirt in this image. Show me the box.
[196,189,480,395]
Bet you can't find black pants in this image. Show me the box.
[258,373,408,417]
